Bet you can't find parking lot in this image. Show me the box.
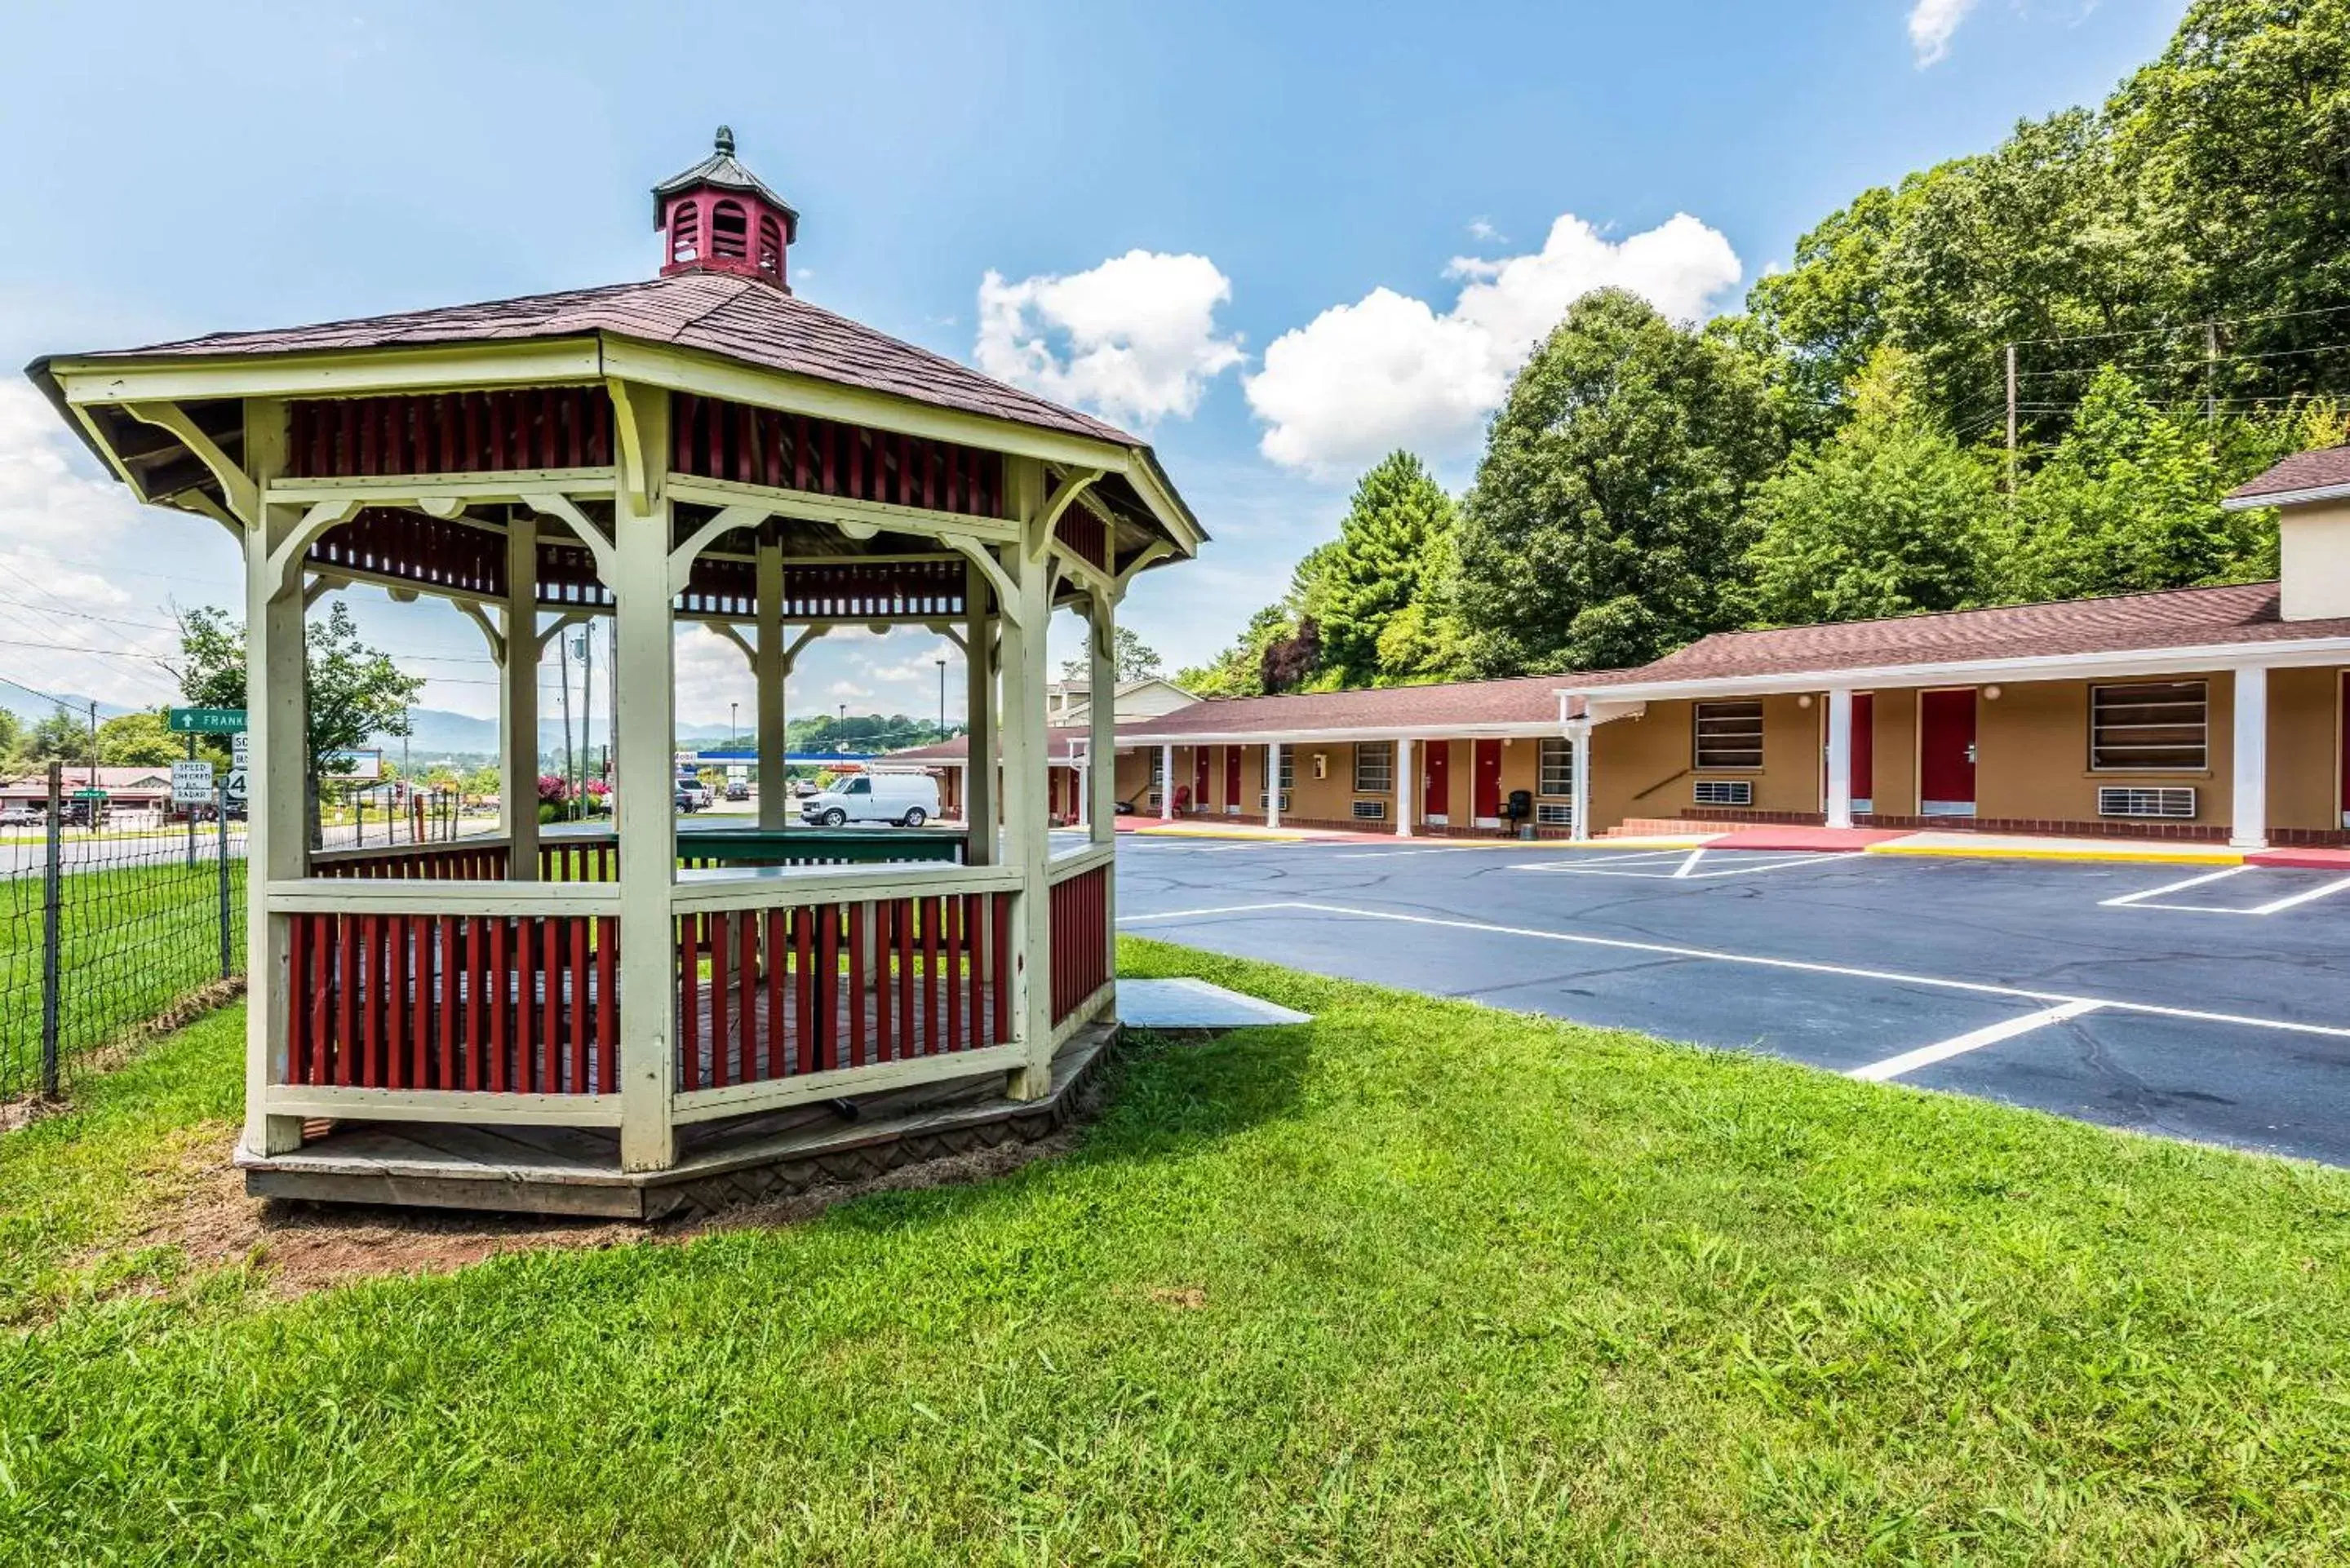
[1112,835,2350,1166]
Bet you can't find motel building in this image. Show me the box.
[1056,450,2350,850]
[27,132,1204,1216]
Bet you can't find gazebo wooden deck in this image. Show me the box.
[28,130,1200,1211]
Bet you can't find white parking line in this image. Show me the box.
[2100,866,2350,915]
[1847,1000,2105,1083]
[1116,897,2350,1043]
[1509,850,1861,880]
[2101,866,2252,907]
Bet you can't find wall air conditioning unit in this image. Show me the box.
[1259,792,1292,812]
[1351,800,1387,821]
[2099,786,2197,820]
[1535,802,1573,826]
[1692,779,1753,807]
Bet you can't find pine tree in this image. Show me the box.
[1313,452,1461,687]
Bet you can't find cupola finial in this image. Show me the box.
[652,128,800,290]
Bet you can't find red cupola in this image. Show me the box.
[654,126,800,290]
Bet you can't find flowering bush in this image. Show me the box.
[536,773,570,804]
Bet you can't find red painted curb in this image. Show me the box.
[2246,848,2350,870]
[1710,826,1907,852]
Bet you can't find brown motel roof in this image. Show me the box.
[1118,671,1650,737]
[1629,581,2350,684]
[71,272,1136,448]
[2227,443,2350,502]
[889,726,1092,764]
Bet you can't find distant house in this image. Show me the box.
[0,765,176,813]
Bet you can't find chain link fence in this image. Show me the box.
[1,762,244,1101]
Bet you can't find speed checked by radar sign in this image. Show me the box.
[170,760,215,803]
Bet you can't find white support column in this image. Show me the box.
[1159,743,1175,821]
[1396,737,1415,838]
[611,396,677,1172]
[2232,664,2269,850]
[1265,743,1283,829]
[1075,758,1089,829]
[964,560,995,865]
[1824,686,1855,832]
[1089,596,1118,848]
[999,459,1056,1101]
[1569,721,1593,843]
[241,401,304,1158]
[503,515,539,879]
[755,537,787,831]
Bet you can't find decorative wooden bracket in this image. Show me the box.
[456,601,507,667]
[667,504,770,594]
[605,378,664,512]
[924,620,969,654]
[124,401,259,525]
[1031,467,1103,563]
[708,623,757,667]
[177,490,246,544]
[1111,541,1173,600]
[537,609,592,655]
[303,573,350,609]
[521,492,617,583]
[266,498,366,600]
[783,622,830,671]
[945,538,1025,629]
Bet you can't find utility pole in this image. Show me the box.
[578,625,593,822]
[2206,320,2219,426]
[557,627,575,823]
[86,699,99,796]
[2004,342,2018,496]
[937,657,947,741]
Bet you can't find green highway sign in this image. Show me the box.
[167,706,247,735]
[71,788,109,800]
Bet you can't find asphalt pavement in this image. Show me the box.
[1112,835,2350,1167]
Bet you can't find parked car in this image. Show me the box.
[799,772,939,828]
[674,786,702,814]
[0,805,40,827]
[725,780,749,801]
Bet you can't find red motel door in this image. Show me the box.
[1423,742,1450,822]
[1851,693,1875,808]
[1222,746,1243,812]
[1919,689,1977,815]
[1472,739,1504,822]
[1192,748,1210,812]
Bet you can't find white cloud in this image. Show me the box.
[976,250,1245,427]
[0,383,196,709]
[1467,218,1503,243]
[1908,0,1978,65]
[1242,211,1742,475]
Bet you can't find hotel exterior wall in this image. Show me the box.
[1581,671,2340,836]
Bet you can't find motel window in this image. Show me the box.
[1353,742,1394,794]
[1277,747,1296,791]
[1149,750,1164,786]
[2091,680,2208,772]
[1537,737,1575,797]
[1693,701,1764,770]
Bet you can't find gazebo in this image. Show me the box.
[27,131,1203,1213]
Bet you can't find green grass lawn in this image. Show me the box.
[4,940,2348,1564]
[0,856,245,1099]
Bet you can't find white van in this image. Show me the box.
[799,771,940,828]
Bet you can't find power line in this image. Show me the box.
[2007,300,2350,350]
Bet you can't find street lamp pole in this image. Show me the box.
[729,701,738,746]
[936,658,947,739]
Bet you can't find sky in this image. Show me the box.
[0,0,2193,753]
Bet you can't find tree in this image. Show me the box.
[1175,604,1292,698]
[171,601,424,782]
[1258,615,1322,693]
[1311,452,1462,688]
[1455,289,1782,674]
[1991,366,2272,603]
[18,706,90,768]
[96,710,186,768]
[1743,351,1998,627]
[1059,627,1163,684]
[0,706,20,769]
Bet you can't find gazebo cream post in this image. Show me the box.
[33,140,1197,1185]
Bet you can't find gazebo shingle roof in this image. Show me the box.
[72,272,1137,448]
